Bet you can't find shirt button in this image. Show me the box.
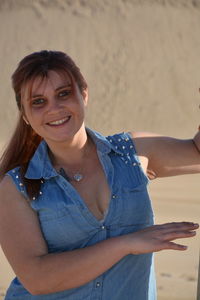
[101,225,105,230]
[112,195,116,199]
[96,282,101,287]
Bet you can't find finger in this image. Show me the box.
[155,222,199,231]
[161,221,198,227]
[147,169,157,180]
[163,230,196,241]
[163,241,188,251]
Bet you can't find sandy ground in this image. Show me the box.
[151,175,200,300]
[0,1,200,299]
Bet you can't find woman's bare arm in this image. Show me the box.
[131,131,200,178]
[0,176,198,295]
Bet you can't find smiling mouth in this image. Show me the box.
[47,116,71,126]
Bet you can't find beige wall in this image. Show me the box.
[0,1,200,299]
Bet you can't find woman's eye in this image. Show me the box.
[58,90,71,98]
[32,98,45,106]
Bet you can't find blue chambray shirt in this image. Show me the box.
[5,128,156,300]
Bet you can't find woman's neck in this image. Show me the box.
[47,127,92,169]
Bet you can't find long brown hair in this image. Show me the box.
[0,50,87,199]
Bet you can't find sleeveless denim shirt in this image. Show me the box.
[5,128,156,300]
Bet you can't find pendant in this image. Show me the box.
[73,173,83,182]
[59,168,83,182]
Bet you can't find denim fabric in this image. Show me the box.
[5,128,156,300]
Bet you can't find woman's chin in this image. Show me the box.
[45,134,74,144]
[44,129,82,144]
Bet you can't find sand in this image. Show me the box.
[0,1,200,299]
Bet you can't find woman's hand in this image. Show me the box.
[124,222,199,255]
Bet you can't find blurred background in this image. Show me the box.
[0,1,200,299]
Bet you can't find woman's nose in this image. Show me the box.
[47,99,63,114]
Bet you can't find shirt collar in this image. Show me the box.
[25,140,57,180]
[25,127,122,180]
[86,128,123,155]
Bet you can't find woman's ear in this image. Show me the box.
[82,88,88,106]
[21,104,30,125]
[23,115,30,125]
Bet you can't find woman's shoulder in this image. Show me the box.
[0,174,22,201]
[0,173,30,218]
[6,166,21,176]
[106,131,131,141]
[106,132,137,154]
[0,174,13,190]
[1,166,26,196]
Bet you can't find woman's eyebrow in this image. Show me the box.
[31,84,72,99]
[56,84,72,91]
[31,94,44,99]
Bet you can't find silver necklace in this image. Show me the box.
[59,167,83,182]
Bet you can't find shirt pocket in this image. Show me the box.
[119,182,154,229]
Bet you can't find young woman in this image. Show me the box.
[0,50,199,300]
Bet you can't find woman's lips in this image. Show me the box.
[47,116,71,126]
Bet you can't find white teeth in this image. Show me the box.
[48,117,69,125]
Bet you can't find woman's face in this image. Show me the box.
[21,70,88,144]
